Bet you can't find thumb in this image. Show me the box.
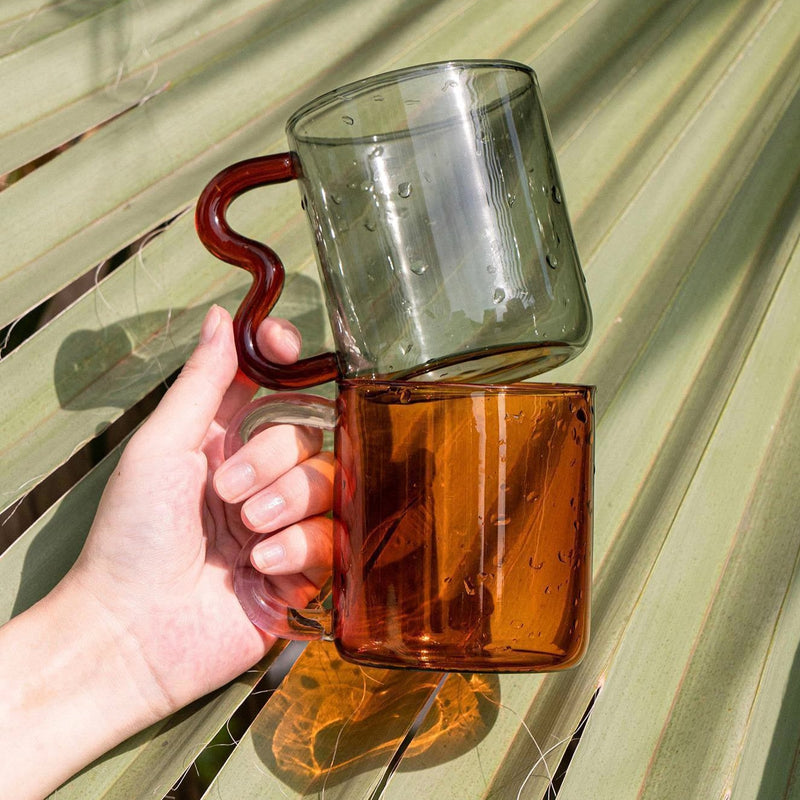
[142,305,238,452]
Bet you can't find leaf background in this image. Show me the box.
[1,1,798,798]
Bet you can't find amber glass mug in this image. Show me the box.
[226,381,593,672]
[196,60,594,671]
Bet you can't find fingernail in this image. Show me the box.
[252,541,286,573]
[283,329,302,360]
[244,492,286,528]
[215,462,256,501]
[200,305,221,344]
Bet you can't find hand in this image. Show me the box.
[0,306,334,799]
[71,305,334,712]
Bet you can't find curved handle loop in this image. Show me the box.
[195,154,339,389]
[226,392,338,640]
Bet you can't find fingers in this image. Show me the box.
[250,516,333,576]
[144,309,305,452]
[266,570,328,610]
[214,430,333,581]
[213,425,325,504]
[239,452,334,531]
[217,318,304,428]
[206,313,332,586]
[216,446,334,581]
[256,318,302,365]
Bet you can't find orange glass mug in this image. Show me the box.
[226,380,593,672]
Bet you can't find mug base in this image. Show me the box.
[383,341,580,384]
[334,639,588,673]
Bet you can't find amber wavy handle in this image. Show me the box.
[195,154,339,389]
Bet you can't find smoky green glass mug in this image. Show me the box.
[195,59,591,388]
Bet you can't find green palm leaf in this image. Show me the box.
[1,0,798,798]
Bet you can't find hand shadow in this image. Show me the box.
[53,277,331,419]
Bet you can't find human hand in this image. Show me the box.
[0,305,335,799]
[66,305,334,717]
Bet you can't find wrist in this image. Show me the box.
[55,567,177,725]
[0,573,171,799]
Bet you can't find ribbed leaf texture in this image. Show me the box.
[0,1,798,798]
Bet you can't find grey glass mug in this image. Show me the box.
[195,59,591,389]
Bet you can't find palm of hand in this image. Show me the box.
[63,309,331,717]
[73,413,272,714]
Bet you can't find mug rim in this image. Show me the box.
[286,58,537,141]
[337,378,594,396]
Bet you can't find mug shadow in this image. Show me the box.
[249,642,500,794]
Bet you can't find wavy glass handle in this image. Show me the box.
[226,393,338,639]
[195,154,339,389]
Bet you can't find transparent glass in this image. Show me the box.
[230,380,594,673]
[196,60,591,389]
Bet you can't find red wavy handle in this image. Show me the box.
[195,153,339,389]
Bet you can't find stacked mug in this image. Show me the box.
[196,60,594,673]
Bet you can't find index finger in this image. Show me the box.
[216,317,304,428]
